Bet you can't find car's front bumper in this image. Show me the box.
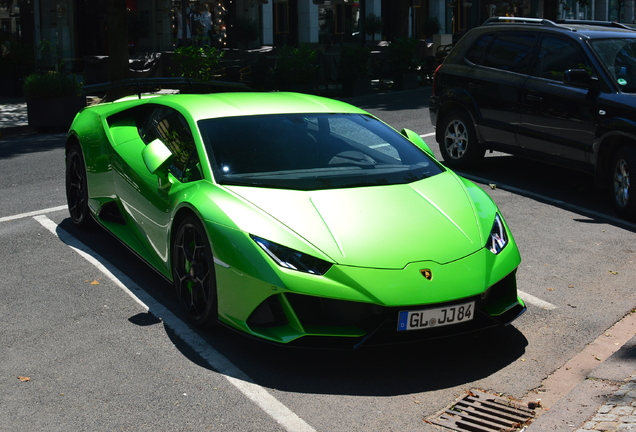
[240,269,525,349]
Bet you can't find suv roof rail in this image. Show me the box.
[556,19,636,30]
[482,17,561,27]
[482,16,636,32]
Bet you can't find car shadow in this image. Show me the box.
[59,216,528,398]
[171,322,528,397]
[0,132,66,159]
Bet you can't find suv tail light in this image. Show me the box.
[431,64,443,96]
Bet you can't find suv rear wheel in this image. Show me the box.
[611,145,636,220]
[439,110,485,168]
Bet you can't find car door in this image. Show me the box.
[113,105,202,266]
[465,31,534,149]
[518,35,596,166]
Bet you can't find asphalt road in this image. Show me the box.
[1,88,635,431]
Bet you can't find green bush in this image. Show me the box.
[276,44,319,85]
[170,46,225,81]
[22,72,82,100]
[388,37,420,73]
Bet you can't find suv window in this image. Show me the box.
[465,34,493,64]
[590,38,636,92]
[535,36,592,80]
[482,33,536,73]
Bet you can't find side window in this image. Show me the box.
[137,105,159,143]
[535,36,592,81]
[589,39,636,92]
[139,106,201,182]
[613,43,636,90]
[482,33,536,73]
[465,34,494,65]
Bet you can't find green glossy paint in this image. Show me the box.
[67,91,525,346]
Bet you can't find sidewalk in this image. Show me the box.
[0,96,31,138]
[526,335,636,432]
[1,91,635,432]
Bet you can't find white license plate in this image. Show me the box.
[397,301,474,331]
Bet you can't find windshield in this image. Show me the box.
[198,113,443,190]
[590,38,636,92]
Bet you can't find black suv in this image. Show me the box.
[429,17,636,220]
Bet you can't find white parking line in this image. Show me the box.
[417,131,633,226]
[7,201,558,311]
[33,214,317,432]
[415,136,558,310]
[9,205,556,312]
[518,290,558,310]
[458,172,633,309]
[0,205,67,223]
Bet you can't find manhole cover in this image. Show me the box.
[426,389,536,432]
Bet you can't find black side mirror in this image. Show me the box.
[563,69,598,89]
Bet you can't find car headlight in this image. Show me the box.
[486,213,508,254]
[251,235,333,275]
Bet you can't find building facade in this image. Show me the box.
[1,0,635,75]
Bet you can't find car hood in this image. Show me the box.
[224,172,485,269]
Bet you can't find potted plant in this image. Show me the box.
[388,37,420,91]
[23,72,85,132]
[275,44,319,93]
[338,45,372,97]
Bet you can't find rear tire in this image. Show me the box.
[438,110,484,168]
[611,145,636,220]
[65,144,94,228]
[172,217,218,328]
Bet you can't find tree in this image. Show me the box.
[365,14,384,41]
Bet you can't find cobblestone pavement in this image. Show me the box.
[576,374,636,432]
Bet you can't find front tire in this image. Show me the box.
[65,144,94,228]
[611,145,636,220]
[172,217,218,328]
[438,110,484,168]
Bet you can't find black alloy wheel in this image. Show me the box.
[439,110,484,168]
[611,145,636,220]
[65,144,94,228]
[172,216,218,328]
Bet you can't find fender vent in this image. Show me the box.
[426,389,536,432]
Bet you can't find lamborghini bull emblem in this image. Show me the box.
[420,269,433,280]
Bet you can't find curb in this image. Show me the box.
[525,336,636,431]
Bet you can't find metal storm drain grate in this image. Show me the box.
[426,389,536,432]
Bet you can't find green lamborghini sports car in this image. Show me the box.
[65,91,526,348]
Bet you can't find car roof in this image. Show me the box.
[479,17,636,39]
[137,92,369,121]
